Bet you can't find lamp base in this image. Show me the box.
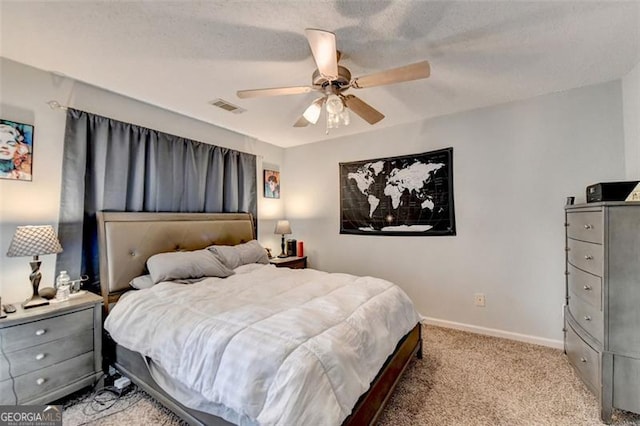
[22,295,49,309]
[278,234,288,258]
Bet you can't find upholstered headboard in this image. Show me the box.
[97,212,255,310]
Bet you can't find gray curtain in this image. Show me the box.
[56,109,256,290]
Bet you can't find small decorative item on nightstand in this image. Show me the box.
[286,239,297,256]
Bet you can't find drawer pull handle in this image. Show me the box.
[36,378,46,385]
[35,329,46,336]
[584,255,594,260]
[580,357,587,363]
[583,285,592,291]
[35,353,45,361]
[584,315,592,321]
[584,224,593,230]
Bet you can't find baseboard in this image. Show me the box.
[420,315,564,350]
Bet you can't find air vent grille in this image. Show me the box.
[209,98,246,114]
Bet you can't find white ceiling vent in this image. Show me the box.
[209,98,246,114]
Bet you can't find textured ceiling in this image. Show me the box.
[1,1,639,147]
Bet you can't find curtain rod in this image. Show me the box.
[44,100,265,160]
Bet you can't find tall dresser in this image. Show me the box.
[564,202,640,422]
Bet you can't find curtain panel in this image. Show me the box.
[57,109,257,289]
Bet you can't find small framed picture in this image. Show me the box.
[1,119,34,181]
[264,169,280,199]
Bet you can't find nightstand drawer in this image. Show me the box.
[14,352,94,403]
[568,238,603,277]
[0,379,15,404]
[270,256,307,269]
[566,210,603,244]
[281,258,306,269]
[0,308,93,352]
[566,321,600,396]
[0,329,94,380]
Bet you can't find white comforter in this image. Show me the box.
[104,264,419,426]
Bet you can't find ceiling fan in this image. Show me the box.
[236,29,431,129]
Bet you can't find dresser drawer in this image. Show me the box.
[566,321,600,395]
[0,379,16,404]
[14,352,94,403]
[567,263,602,309]
[568,238,603,277]
[569,293,604,344]
[0,329,94,380]
[567,211,603,244]
[0,308,93,352]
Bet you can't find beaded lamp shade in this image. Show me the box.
[7,225,63,257]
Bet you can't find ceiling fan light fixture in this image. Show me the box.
[326,103,350,130]
[303,101,323,124]
[325,94,344,114]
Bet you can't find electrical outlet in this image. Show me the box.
[474,293,486,307]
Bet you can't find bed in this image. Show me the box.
[97,212,422,426]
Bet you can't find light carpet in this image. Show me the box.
[60,325,640,425]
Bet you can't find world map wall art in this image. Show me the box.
[339,147,456,236]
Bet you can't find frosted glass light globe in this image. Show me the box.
[325,94,344,114]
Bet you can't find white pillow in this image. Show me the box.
[129,274,155,290]
[146,249,234,284]
[208,240,269,269]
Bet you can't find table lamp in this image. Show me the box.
[6,225,63,309]
[274,220,292,258]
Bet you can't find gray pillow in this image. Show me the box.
[129,274,155,289]
[146,249,235,284]
[208,240,269,269]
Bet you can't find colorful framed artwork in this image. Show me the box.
[339,147,456,236]
[264,169,280,199]
[0,119,34,181]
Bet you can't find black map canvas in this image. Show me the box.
[340,148,455,236]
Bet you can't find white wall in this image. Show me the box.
[623,60,640,179]
[283,81,626,344]
[0,58,285,302]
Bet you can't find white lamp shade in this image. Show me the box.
[274,220,292,235]
[6,225,63,257]
[302,99,323,124]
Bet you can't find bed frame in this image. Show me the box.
[97,211,422,426]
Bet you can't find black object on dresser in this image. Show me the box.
[564,202,640,423]
[586,181,639,203]
[270,256,307,269]
[0,292,103,405]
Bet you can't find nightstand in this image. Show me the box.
[0,292,103,405]
[270,256,307,269]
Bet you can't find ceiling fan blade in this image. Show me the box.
[343,95,385,125]
[293,116,310,127]
[352,61,431,89]
[305,28,339,80]
[237,86,313,99]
